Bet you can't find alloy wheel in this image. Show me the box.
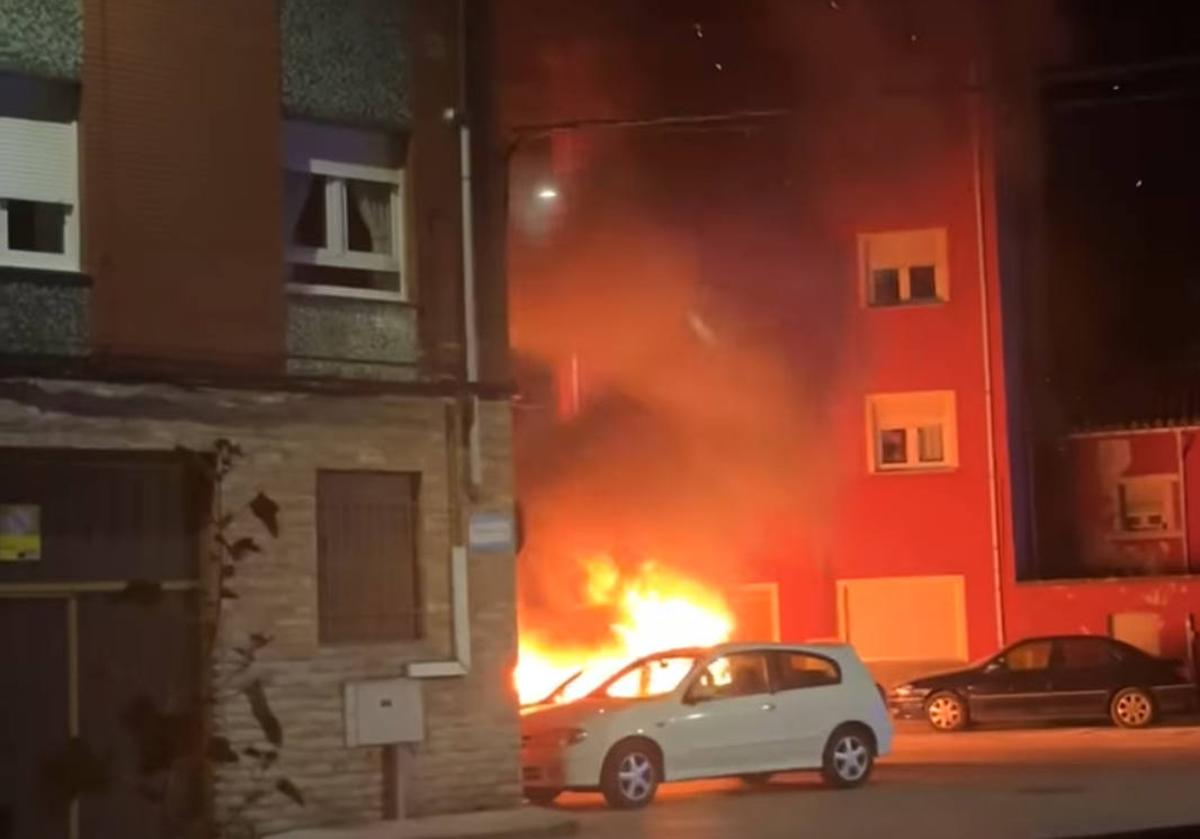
[617,751,655,803]
[831,734,870,782]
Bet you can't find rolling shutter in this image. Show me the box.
[0,116,78,204]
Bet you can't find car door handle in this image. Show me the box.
[761,702,776,711]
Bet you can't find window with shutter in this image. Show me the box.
[317,471,420,645]
[0,75,79,271]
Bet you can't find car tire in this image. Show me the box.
[925,691,969,732]
[821,725,875,789]
[524,787,562,806]
[1110,686,1156,729]
[600,740,661,809]
[739,772,774,787]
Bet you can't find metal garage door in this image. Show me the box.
[837,575,968,662]
[0,450,202,839]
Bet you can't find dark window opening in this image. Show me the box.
[909,265,938,300]
[879,428,907,465]
[870,268,901,305]
[6,200,66,254]
[289,174,327,248]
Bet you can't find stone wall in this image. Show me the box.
[0,0,82,79]
[0,378,519,833]
[279,0,411,128]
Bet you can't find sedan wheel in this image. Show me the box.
[601,742,660,809]
[821,727,874,788]
[1111,687,1156,729]
[926,692,968,732]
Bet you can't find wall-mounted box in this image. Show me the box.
[344,677,424,747]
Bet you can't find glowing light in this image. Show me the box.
[515,555,734,706]
[537,186,559,201]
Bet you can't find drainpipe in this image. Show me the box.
[407,5,479,676]
[460,120,485,491]
[406,125,477,681]
[970,68,1007,649]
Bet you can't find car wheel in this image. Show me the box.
[524,787,562,806]
[601,740,661,809]
[739,772,774,787]
[925,691,968,732]
[821,726,875,789]
[1110,687,1156,728]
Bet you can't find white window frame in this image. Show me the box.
[1113,474,1180,537]
[859,228,949,307]
[866,390,958,473]
[0,117,80,273]
[285,159,406,302]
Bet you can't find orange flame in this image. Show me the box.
[515,554,734,705]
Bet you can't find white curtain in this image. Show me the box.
[348,181,392,255]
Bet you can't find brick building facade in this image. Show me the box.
[0,2,518,837]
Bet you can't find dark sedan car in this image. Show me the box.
[888,635,1197,731]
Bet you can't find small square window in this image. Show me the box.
[909,265,938,301]
[917,424,944,462]
[283,120,406,299]
[879,429,908,465]
[870,268,901,306]
[867,391,958,472]
[859,229,948,307]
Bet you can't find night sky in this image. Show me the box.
[1044,0,1200,415]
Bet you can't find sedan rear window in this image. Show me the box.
[1058,638,1119,669]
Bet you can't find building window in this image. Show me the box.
[283,121,407,301]
[317,471,420,645]
[0,97,79,271]
[1114,474,1179,534]
[859,228,949,307]
[866,391,958,472]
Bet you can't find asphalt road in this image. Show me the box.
[549,722,1200,839]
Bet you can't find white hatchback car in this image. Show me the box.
[520,642,892,808]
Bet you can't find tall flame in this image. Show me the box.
[515,554,734,705]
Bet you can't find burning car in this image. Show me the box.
[520,642,893,808]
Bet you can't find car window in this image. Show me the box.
[1005,640,1053,671]
[776,652,841,690]
[601,655,698,699]
[1058,638,1118,669]
[687,652,771,701]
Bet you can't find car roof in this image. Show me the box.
[1009,634,1122,645]
[646,641,859,659]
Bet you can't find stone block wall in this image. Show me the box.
[0,0,82,79]
[0,378,519,834]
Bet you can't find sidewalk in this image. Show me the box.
[269,807,577,839]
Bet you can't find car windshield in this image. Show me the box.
[590,654,701,700]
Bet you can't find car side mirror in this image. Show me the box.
[984,659,1005,674]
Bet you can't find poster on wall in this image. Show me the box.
[0,504,42,562]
